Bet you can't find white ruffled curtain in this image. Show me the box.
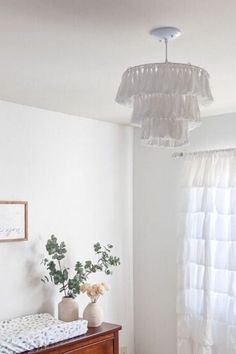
[177,150,236,354]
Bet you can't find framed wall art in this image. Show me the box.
[0,201,28,242]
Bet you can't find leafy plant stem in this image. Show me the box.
[58,259,67,297]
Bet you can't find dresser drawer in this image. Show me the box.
[63,339,113,354]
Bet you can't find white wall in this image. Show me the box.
[0,101,134,353]
[3,99,235,354]
[133,113,236,354]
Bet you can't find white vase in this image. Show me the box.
[58,297,79,322]
[83,302,104,327]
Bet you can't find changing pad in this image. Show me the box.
[0,313,88,354]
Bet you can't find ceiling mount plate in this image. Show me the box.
[150,27,181,41]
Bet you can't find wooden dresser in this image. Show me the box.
[24,322,121,354]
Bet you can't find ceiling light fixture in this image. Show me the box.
[115,27,213,147]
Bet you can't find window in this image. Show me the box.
[177,151,236,354]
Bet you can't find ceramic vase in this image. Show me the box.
[83,302,104,327]
[58,297,79,322]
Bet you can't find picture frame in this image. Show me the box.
[0,201,28,242]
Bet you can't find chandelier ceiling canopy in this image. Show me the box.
[115,27,213,148]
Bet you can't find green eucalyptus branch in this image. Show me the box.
[41,235,69,297]
[84,243,120,276]
[41,235,120,299]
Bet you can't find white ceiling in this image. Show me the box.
[0,0,235,124]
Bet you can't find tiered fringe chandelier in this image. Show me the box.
[115,27,213,147]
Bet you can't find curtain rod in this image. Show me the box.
[172,147,236,159]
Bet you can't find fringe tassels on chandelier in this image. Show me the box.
[115,27,213,148]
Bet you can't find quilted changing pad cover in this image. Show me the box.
[0,313,88,354]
